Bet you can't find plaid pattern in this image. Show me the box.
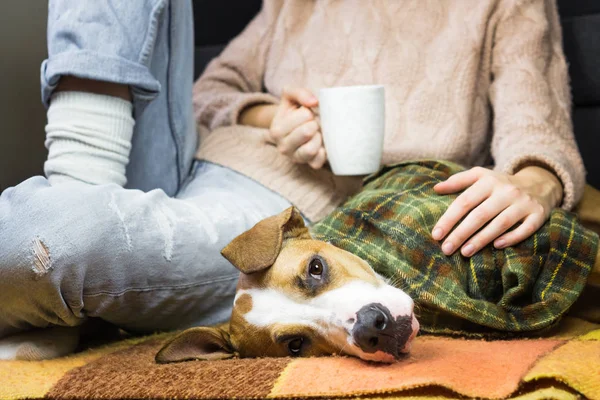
[311,161,599,334]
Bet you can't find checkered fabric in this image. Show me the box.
[311,161,598,335]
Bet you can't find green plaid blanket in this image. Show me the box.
[311,161,599,335]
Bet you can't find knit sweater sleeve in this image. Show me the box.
[192,0,282,131]
[489,0,585,210]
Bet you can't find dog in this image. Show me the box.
[156,207,419,364]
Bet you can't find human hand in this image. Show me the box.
[431,166,563,257]
[265,87,327,169]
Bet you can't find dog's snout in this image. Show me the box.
[353,303,393,351]
[362,304,389,332]
[352,303,413,358]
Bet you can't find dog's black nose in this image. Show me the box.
[352,303,412,357]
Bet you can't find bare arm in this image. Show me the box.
[238,104,278,129]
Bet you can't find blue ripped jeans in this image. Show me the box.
[0,1,291,337]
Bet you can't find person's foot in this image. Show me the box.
[0,326,80,360]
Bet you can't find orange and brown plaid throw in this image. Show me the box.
[1,317,598,400]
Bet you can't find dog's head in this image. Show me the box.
[156,207,418,364]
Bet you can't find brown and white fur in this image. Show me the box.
[156,207,419,364]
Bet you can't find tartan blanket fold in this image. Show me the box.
[311,161,599,335]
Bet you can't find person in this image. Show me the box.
[194,0,581,258]
[0,1,292,360]
[0,0,584,360]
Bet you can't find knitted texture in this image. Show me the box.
[193,0,585,222]
[311,161,598,334]
[45,91,134,186]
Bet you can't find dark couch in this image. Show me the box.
[193,0,261,79]
[192,0,600,189]
[558,0,600,189]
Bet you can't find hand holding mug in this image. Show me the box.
[265,87,327,169]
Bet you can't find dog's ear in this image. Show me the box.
[155,327,235,363]
[221,206,310,274]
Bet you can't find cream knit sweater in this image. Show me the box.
[193,0,584,222]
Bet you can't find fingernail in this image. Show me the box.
[495,239,506,249]
[462,244,474,257]
[442,242,454,255]
[432,228,443,240]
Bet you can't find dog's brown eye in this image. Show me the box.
[309,258,323,279]
[288,337,303,355]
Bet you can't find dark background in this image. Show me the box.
[1,0,598,191]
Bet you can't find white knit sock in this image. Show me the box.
[0,326,80,360]
[44,91,135,186]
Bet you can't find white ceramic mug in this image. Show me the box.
[319,85,385,176]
